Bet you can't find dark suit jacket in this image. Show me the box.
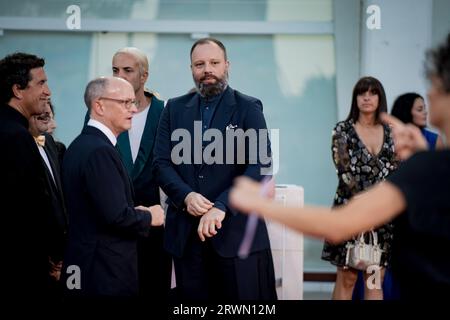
[153,86,272,258]
[61,126,151,296]
[41,133,68,262]
[0,104,53,296]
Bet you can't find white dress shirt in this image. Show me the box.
[128,103,150,163]
[37,144,56,185]
[87,118,117,146]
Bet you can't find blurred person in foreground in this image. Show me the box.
[230,33,450,300]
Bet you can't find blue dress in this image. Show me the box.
[422,128,438,150]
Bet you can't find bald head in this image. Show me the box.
[84,76,133,110]
[86,76,137,136]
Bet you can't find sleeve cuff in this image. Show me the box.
[213,201,227,213]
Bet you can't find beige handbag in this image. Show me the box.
[345,231,383,271]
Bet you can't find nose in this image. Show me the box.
[44,83,51,96]
[129,103,138,114]
[204,62,213,73]
[116,70,124,78]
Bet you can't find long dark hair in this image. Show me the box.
[346,76,388,123]
[391,92,423,127]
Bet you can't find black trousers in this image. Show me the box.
[137,226,172,301]
[173,233,277,301]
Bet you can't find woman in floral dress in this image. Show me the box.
[321,77,398,300]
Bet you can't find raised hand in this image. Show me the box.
[380,112,428,160]
[184,192,214,217]
[230,177,267,214]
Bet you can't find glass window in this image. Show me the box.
[0,0,332,22]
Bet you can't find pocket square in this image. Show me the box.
[226,124,238,131]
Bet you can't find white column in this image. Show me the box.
[333,0,361,121]
[360,0,433,109]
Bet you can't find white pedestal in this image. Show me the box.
[267,184,304,300]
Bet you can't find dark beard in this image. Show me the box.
[194,74,228,97]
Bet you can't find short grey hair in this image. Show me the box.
[84,77,109,110]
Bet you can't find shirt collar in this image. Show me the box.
[87,118,117,146]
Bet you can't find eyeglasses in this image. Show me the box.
[99,97,137,110]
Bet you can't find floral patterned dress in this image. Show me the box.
[321,119,398,268]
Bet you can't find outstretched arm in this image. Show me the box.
[436,135,445,149]
[230,177,406,244]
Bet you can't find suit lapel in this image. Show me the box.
[43,145,62,191]
[131,97,164,180]
[86,126,136,203]
[185,94,202,167]
[199,87,237,172]
[116,131,134,177]
[209,86,237,133]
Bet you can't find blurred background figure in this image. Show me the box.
[28,101,68,298]
[46,100,57,135]
[321,76,398,300]
[391,92,444,149]
[112,47,171,300]
[46,99,66,164]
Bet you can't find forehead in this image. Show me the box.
[191,42,225,61]
[412,97,425,107]
[112,53,139,67]
[108,79,135,97]
[29,67,46,81]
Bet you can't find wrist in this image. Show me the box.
[255,198,271,216]
[184,192,195,205]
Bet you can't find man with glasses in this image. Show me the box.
[111,47,171,300]
[0,52,54,297]
[61,77,164,297]
[29,100,68,297]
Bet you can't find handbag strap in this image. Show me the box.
[370,230,379,246]
[356,231,379,246]
[357,233,365,244]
